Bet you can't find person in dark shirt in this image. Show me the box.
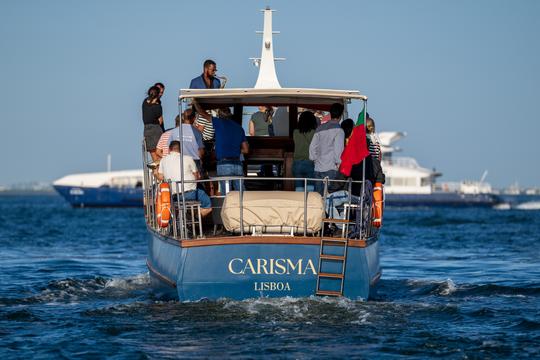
[340,118,354,145]
[189,60,221,89]
[349,157,385,196]
[347,118,385,196]
[325,124,384,230]
[154,82,166,132]
[192,100,248,193]
[142,85,164,162]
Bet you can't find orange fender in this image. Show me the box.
[372,182,384,228]
[156,182,171,228]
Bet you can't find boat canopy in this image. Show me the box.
[179,88,367,109]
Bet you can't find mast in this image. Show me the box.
[252,7,284,89]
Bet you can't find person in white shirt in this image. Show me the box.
[156,141,212,217]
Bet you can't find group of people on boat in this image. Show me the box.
[142,59,385,228]
[142,60,247,218]
[292,103,385,195]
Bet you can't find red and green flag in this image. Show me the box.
[339,106,370,176]
[355,107,366,127]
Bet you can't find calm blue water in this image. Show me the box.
[0,194,539,359]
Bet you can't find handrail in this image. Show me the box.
[239,178,244,236]
[139,154,371,240]
[167,176,365,184]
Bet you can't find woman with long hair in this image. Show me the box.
[142,85,164,162]
[292,111,318,191]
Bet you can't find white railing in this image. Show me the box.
[141,142,376,240]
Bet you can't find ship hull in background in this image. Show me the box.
[53,185,143,207]
[385,192,499,207]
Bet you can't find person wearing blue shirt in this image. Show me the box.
[193,100,249,194]
[189,59,221,89]
[167,109,205,171]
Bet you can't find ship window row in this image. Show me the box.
[388,177,417,187]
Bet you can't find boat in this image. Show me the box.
[53,169,143,207]
[379,132,500,206]
[144,8,381,301]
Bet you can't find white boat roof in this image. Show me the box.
[179,88,367,107]
[53,169,142,188]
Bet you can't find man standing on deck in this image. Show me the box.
[192,100,249,194]
[189,59,221,89]
[309,103,345,195]
[190,60,221,165]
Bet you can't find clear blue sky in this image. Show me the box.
[1,0,539,188]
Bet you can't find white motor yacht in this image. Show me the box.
[379,132,498,206]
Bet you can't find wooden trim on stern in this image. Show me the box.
[180,236,368,248]
[146,259,177,288]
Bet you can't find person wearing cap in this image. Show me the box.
[309,103,345,195]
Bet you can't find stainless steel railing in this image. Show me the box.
[142,142,377,240]
[143,166,374,240]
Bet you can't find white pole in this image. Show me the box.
[178,96,187,238]
[107,154,111,172]
[254,7,282,89]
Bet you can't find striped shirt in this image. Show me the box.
[367,133,382,161]
[194,115,215,141]
[156,130,173,156]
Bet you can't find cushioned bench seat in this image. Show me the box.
[221,191,324,234]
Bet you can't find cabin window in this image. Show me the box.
[242,106,289,136]
[420,177,431,187]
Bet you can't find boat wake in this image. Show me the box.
[221,295,371,323]
[2,275,538,358]
[515,201,540,210]
[405,278,458,296]
[494,200,540,210]
[0,273,150,306]
[493,202,511,210]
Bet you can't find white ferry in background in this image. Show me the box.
[53,169,143,207]
[380,132,499,206]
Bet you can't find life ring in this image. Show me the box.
[156,182,171,228]
[372,182,384,228]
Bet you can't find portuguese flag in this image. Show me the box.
[339,107,370,176]
[355,107,366,126]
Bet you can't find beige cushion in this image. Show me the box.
[221,191,324,234]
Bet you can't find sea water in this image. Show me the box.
[0,194,538,358]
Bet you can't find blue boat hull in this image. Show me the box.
[147,229,381,301]
[54,185,143,207]
[385,192,499,207]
